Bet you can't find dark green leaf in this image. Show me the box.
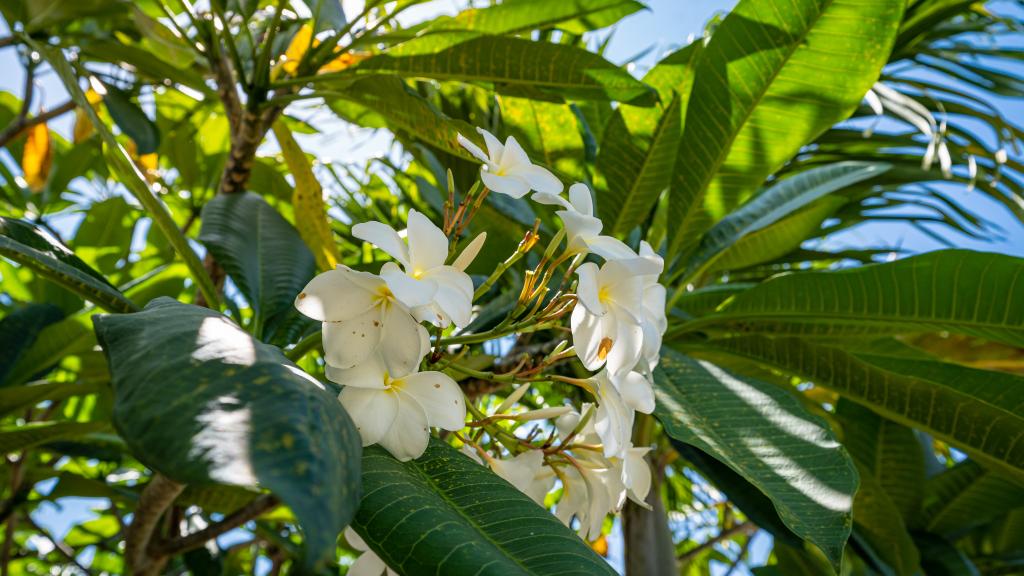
[3,314,95,388]
[102,86,161,155]
[0,304,64,386]
[198,192,316,344]
[93,298,362,571]
[652,348,858,569]
[922,460,1024,537]
[0,217,137,313]
[354,438,616,576]
[0,379,104,416]
[0,421,111,453]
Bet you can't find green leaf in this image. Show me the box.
[922,460,1024,537]
[667,0,905,262]
[0,421,110,453]
[198,192,316,344]
[688,336,1024,478]
[683,250,1024,348]
[847,461,921,576]
[652,348,858,569]
[835,401,925,523]
[500,96,587,183]
[685,162,890,277]
[3,313,95,388]
[0,217,137,313]
[912,533,981,576]
[0,304,64,386]
[350,34,655,104]
[354,438,616,576]
[307,0,345,34]
[102,85,161,155]
[93,298,362,571]
[0,379,104,416]
[595,42,703,235]
[330,75,480,161]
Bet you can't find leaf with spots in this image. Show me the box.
[93,298,362,572]
[653,348,858,570]
[353,438,617,576]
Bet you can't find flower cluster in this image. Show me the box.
[296,127,668,550]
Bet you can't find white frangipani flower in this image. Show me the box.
[556,463,613,541]
[344,527,398,576]
[572,257,661,376]
[618,445,653,507]
[610,370,656,415]
[457,127,562,198]
[533,183,635,260]
[593,371,634,459]
[295,265,427,377]
[330,346,466,462]
[489,449,555,505]
[637,241,667,373]
[352,209,477,328]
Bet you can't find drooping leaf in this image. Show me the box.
[685,162,891,278]
[0,421,111,453]
[0,303,64,386]
[348,34,656,105]
[102,85,161,155]
[0,217,137,313]
[667,0,905,262]
[354,438,617,576]
[688,337,1024,478]
[271,121,340,272]
[652,348,858,569]
[683,250,1024,349]
[922,459,1024,537]
[93,298,362,571]
[198,192,316,344]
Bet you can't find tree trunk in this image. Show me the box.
[623,476,677,576]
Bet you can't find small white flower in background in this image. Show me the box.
[344,527,398,576]
[488,449,555,505]
[457,127,563,198]
[572,257,661,376]
[329,344,466,462]
[533,183,636,260]
[295,265,427,377]
[352,209,477,328]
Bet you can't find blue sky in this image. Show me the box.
[2,1,1023,574]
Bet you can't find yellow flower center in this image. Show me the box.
[383,373,405,393]
[598,285,611,304]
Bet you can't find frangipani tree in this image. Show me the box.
[1,1,1023,575]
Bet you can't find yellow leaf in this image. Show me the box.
[276,24,314,78]
[589,535,608,557]
[272,120,340,271]
[22,121,52,192]
[73,88,103,143]
[318,50,369,73]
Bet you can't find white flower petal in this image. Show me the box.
[605,315,644,377]
[555,465,588,528]
[499,135,531,170]
[595,376,634,459]
[624,447,652,505]
[571,305,615,372]
[555,409,581,441]
[615,371,655,414]
[457,132,490,164]
[323,307,384,369]
[349,549,388,576]
[525,467,556,505]
[585,235,640,261]
[490,450,543,493]
[574,262,605,315]
[477,127,504,162]
[295,268,377,322]
[378,393,430,461]
[481,171,531,198]
[352,221,410,267]
[531,192,572,210]
[379,307,428,378]
[399,371,466,431]
[339,386,399,446]
[452,232,487,271]
[406,209,448,272]
[344,526,368,552]
[421,266,474,327]
[380,262,437,309]
[557,210,604,254]
[507,163,563,195]
[567,182,594,216]
[326,352,388,389]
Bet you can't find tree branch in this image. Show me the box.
[677,522,755,564]
[150,494,280,557]
[124,474,185,576]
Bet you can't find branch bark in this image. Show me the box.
[124,474,185,576]
[623,473,678,576]
[677,522,755,565]
[150,494,280,557]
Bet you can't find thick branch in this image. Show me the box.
[124,474,185,576]
[150,494,280,557]
[0,100,76,149]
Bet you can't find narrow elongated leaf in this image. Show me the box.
[500,96,587,183]
[0,421,110,453]
[102,85,160,155]
[667,0,905,262]
[271,121,339,272]
[0,217,137,313]
[686,162,890,277]
[848,461,921,576]
[922,460,1024,536]
[652,348,858,568]
[0,380,104,416]
[199,192,316,344]
[350,34,655,104]
[684,250,1024,348]
[93,298,362,571]
[354,438,616,576]
[689,336,1024,478]
[3,313,94,388]
[596,42,702,234]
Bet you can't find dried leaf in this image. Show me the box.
[22,121,52,192]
